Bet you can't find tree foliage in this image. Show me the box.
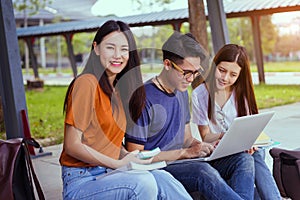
[134,25,174,64]
[13,0,51,16]
[43,32,94,59]
[227,15,277,61]
[133,0,174,11]
[227,17,253,59]
[274,34,300,57]
[260,15,277,56]
[134,25,173,49]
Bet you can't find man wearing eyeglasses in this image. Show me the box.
[125,32,255,200]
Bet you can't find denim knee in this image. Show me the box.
[131,171,158,198]
[235,153,255,172]
[175,162,222,183]
[253,148,265,160]
[195,163,222,180]
[150,170,192,200]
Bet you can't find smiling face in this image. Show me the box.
[167,56,201,92]
[94,31,129,76]
[215,61,241,91]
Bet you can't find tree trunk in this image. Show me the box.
[188,0,209,89]
[188,0,208,51]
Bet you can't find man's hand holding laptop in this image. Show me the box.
[184,138,215,158]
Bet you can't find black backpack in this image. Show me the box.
[269,147,300,200]
[0,138,45,200]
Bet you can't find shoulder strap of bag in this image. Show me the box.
[270,147,300,158]
[296,160,300,175]
[269,148,287,196]
[22,139,45,200]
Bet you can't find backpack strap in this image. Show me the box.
[269,148,287,196]
[297,160,300,176]
[22,139,45,200]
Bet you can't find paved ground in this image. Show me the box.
[31,102,300,199]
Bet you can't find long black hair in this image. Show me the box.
[63,20,145,126]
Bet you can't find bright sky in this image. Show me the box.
[91,0,188,17]
[272,11,300,24]
[91,0,299,24]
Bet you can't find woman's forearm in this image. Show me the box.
[203,132,222,143]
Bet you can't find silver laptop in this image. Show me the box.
[169,111,275,163]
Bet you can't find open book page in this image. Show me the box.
[254,132,280,148]
[95,160,167,180]
[126,161,167,170]
[255,132,271,145]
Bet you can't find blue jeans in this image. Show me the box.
[253,149,281,200]
[165,152,255,200]
[61,166,192,200]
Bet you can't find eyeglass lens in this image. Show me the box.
[170,61,201,79]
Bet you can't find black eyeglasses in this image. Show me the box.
[170,60,202,79]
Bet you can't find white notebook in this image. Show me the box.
[126,161,166,170]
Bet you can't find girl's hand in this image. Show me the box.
[245,146,258,155]
[218,132,225,140]
[212,139,221,147]
[117,150,153,168]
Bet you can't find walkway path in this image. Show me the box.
[23,72,300,86]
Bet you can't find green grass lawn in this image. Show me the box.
[3,61,300,146]
[254,84,300,109]
[251,61,300,72]
[25,86,67,145]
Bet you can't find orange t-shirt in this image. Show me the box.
[59,74,126,167]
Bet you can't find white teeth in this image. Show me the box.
[111,61,121,64]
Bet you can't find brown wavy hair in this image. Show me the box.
[205,44,258,122]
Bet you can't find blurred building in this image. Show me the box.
[14,0,97,69]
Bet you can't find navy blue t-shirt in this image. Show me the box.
[125,80,190,151]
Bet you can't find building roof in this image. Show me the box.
[224,0,300,17]
[17,0,300,38]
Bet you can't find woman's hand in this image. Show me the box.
[117,150,153,168]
